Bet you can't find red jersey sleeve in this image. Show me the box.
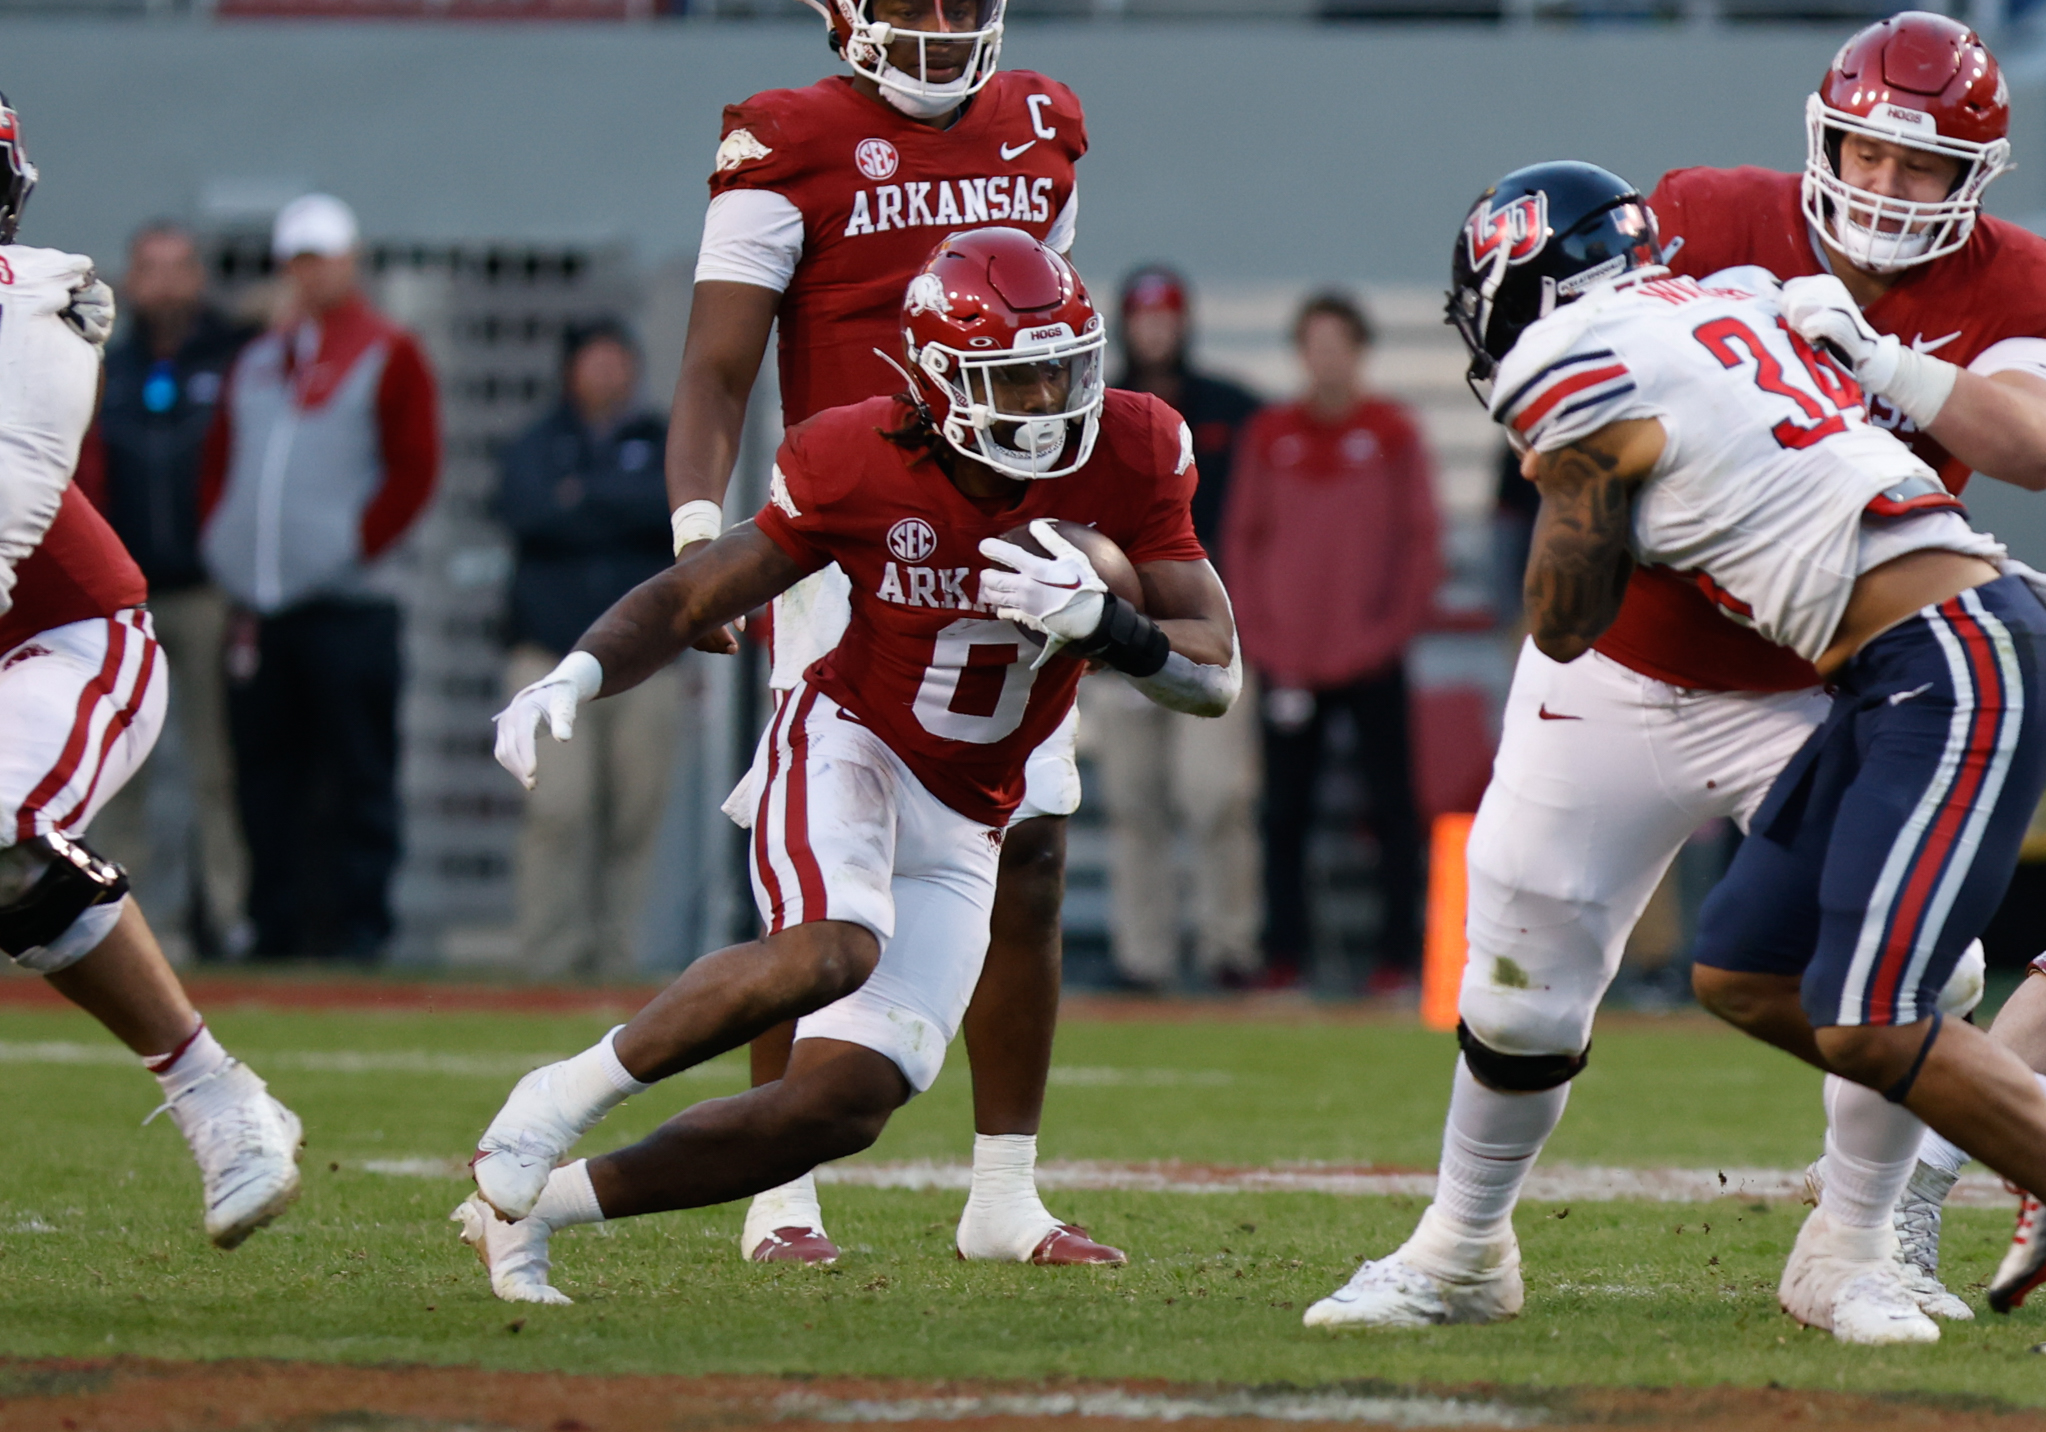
[751,411,867,575]
[707,93,813,201]
[1019,72,1089,168]
[1117,393,1205,566]
[363,332,440,558]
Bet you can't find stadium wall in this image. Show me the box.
[4,21,2040,290]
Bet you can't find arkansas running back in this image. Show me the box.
[458,230,1238,1305]
[667,0,1105,1269]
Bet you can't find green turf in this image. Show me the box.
[2,1004,2043,1404]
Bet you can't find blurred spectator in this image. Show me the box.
[496,320,677,981]
[1223,292,1440,991]
[82,222,256,963]
[1085,266,1264,991]
[200,194,439,962]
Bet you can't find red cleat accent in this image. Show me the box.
[1030,1224,1128,1266]
[749,1225,840,1265]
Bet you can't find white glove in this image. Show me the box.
[493,651,602,791]
[61,276,116,347]
[1780,274,1897,387]
[977,518,1107,669]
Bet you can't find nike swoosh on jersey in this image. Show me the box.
[1890,682,1935,705]
[1000,141,1037,161]
[1537,704,1582,721]
[1911,331,1962,355]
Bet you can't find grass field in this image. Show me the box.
[4,995,2046,1421]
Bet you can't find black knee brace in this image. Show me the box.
[0,831,128,958]
[1457,1021,1590,1092]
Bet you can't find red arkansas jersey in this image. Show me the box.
[710,72,1086,426]
[1585,164,2046,693]
[753,389,1202,825]
[0,484,148,656]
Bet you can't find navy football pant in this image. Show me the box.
[1694,576,2046,1028]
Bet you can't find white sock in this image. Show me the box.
[145,1021,230,1101]
[1429,1056,1570,1238]
[531,1159,605,1229]
[957,1134,1060,1261]
[1819,1074,1924,1228]
[1917,1129,1970,1179]
[742,1171,828,1256]
[596,1025,653,1096]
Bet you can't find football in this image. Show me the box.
[994,519,1146,611]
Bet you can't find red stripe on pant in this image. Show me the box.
[754,692,793,933]
[779,685,830,924]
[1869,600,2007,1022]
[57,614,158,830]
[15,615,130,843]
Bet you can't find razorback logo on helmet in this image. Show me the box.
[1466,192,1549,269]
[906,273,950,317]
[854,138,900,181]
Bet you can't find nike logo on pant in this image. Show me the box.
[1537,705,1582,721]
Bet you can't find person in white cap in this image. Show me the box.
[199,193,440,963]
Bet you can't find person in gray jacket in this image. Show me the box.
[199,195,438,961]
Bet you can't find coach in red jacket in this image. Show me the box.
[1222,293,1440,992]
[199,194,439,962]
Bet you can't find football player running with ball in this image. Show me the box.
[1646,11,2046,1317]
[457,231,1239,1306]
[661,0,1114,1267]
[0,95,303,1249]
[1309,161,2046,1347]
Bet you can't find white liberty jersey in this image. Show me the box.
[0,245,103,615]
[1492,265,1998,665]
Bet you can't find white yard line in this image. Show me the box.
[772,1389,1541,1427]
[353,1154,2013,1207]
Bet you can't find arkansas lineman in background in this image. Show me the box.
[0,96,302,1248]
[661,0,1117,1265]
[1646,10,2046,1315]
[459,231,1236,1304]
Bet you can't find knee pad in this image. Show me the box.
[1457,1021,1589,1093]
[0,832,129,974]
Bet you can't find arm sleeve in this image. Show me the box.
[0,296,100,615]
[695,189,806,292]
[1971,337,2046,384]
[362,334,440,559]
[1045,186,1079,255]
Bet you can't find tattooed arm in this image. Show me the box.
[1521,418,1666,664]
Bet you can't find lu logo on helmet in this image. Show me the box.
[1465,192,1549,269]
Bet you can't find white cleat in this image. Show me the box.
[453,1193,572,1306]
[1779,1206,1939,1345]
[1802,1158,1970,1321]
[472,1060,615,1221]
[1305,1207,1522,1329]
[151,1060,304,1249]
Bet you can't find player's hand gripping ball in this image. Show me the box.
[978,518,1142,669]
[1779,273,1900,391]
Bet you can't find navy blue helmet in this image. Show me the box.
[1447,161,1660,404]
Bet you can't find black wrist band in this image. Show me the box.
[1070,593,1171,678]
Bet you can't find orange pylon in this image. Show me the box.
[1421,813,1475,1032]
